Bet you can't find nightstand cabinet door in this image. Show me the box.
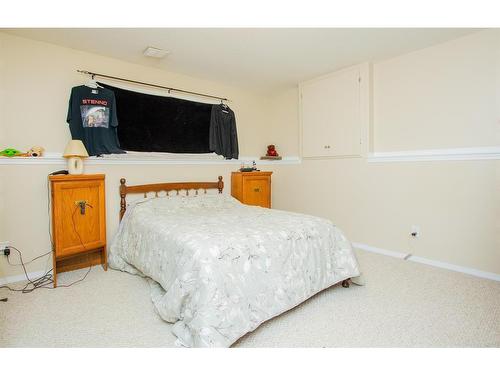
[51,177,106,257]
[231,171,272,208]
[49,174,107,287]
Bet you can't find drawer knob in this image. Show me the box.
[254,188,260,192]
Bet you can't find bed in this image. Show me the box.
[109,176,361,347]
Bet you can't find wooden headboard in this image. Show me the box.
[119,176,224,221]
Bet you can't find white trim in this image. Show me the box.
[0,153,66,165]
[303,154,363,160]
[367,147,500,162]
[352,242,500,282]
[0,270,47,286]
[0,153,301,166]
[408,256,500,282]
[351,242,409,259]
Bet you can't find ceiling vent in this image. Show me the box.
[143,47,169,58]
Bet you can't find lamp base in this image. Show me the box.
[67,157,84,175]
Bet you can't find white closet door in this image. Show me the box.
[301,66,362,158]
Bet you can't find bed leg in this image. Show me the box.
[341,278,350,288]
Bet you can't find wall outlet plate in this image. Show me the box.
[0,241,10,252]
[410,225,420,237]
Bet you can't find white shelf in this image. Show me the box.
[0,153,301,166]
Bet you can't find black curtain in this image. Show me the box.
[100,83,212,153]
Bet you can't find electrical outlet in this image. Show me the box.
[1,241,10,255]
[0,241,10,251]
[410,225,420,237]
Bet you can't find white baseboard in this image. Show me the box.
[351,242,409,259]
[0,270,47,287]
[352,242,500,282]
[407,256,500,282]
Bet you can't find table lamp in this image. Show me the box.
[63,140,89,174]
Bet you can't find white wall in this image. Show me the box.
[1,29,499,282]
[267,30,500,275]
[0,32,276,279]
[270,159,499,275]
[0,32,270,156]
[373,29,500,151]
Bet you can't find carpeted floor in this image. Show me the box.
[1,250,499,347]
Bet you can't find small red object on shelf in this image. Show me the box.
[266,144,278,157]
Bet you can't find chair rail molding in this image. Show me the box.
[0,152,301,166]
[368,146,500,162]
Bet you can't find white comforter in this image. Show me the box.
[109,194,360,347]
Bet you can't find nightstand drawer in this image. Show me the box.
[242,176,271,208]
[231,171,272,208]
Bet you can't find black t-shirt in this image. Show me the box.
[66,85,125,156]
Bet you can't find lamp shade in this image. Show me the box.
[63,140,89,158]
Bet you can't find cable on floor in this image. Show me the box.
[1,202,94,293]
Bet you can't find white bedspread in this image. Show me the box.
[109,194,360,347]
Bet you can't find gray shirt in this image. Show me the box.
[209,104,239,159]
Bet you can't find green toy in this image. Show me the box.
[0,148,24,157]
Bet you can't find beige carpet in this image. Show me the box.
[1,250,499,347]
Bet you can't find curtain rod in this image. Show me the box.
[77,70,229,102]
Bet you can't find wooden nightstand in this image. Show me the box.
[231,171,272,208]
[49,174,107,287]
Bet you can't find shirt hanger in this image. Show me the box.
[85,74,103,89]
[220,99,229,113]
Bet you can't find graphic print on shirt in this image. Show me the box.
[80,98,110,128]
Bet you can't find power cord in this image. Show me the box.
[0,246,53,293]
[1,191,94,294]
[6,249,52,267]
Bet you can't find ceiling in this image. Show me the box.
[4,28,479,92]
